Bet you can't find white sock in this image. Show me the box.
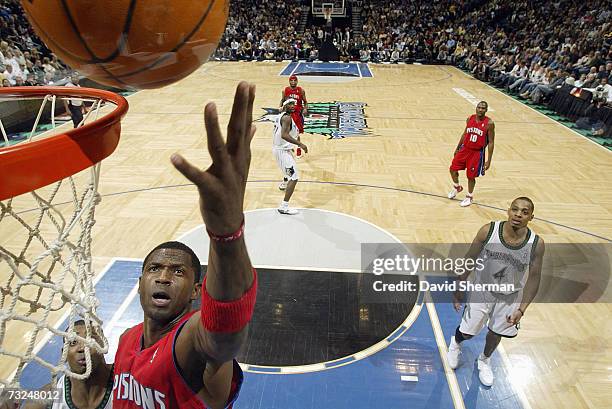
[453,183,460,189]
[281,201,289,208]
[466,193,473,198]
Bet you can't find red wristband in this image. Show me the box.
[206,219,245,243]
[200,268,257,333]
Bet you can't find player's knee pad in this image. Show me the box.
[455,326,473,341]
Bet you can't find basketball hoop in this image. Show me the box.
[322,4,333,23]
[0,86,127,388]
[0,87,128,201]
[323,8,332,22]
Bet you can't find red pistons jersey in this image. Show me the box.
[283,86,304,109]
[462,114,490,150]
[113,311,243,409]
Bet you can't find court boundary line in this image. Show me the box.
[451,66,611,154]
[103,279,140,335]
[497,343,534,409]
[426,297,466,409]
[14,181,612,242]
[290,62,300,77]
[278,61,298,77]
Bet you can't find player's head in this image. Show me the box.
[507,197,535,228]
[476,101,488,118]
[289,74,298,87]
[70,72,79,85]
[64,320,106,375]
[139,241,202,324]
[282,98,296,113]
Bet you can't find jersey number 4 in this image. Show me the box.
[493,268,507,282]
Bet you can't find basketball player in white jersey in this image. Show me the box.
[24,320,113,409]
[447,197,545,386]
[273,98,308,215]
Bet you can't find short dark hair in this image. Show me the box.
[65,319,85,332]
[512,196,534,212]
[64,319,88,343]
[142,241,202,283]
[478,100,488,108]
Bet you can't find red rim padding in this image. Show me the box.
[0,87,129,201]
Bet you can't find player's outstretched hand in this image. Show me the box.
[171,81,256,236]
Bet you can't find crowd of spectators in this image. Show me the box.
[0,0,69,87]
[2,0,611,136]
[213,0,315,61]
[452,0,611,136]
[212,0,611,136]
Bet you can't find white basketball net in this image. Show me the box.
[323,7,333,22]
[0,92,109,389]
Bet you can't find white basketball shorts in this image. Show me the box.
[273,148,299,180]
[459,291,522,338]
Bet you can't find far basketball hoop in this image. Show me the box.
[322,4,333,23]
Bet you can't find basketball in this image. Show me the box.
[20,0,229,90]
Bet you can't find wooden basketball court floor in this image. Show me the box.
[1,62,611,408]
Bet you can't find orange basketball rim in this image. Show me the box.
[0,87,129,201]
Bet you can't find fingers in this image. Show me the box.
[226,82,250,154]
[248,124,256,144]
[506,315,519,325]
[242,84,256,150]
[204,103,228,164]
[171,154,205,186]
[245,83,256,129]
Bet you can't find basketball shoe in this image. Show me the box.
[278,201,299,215]
[448,185,463,199]
[447,337,461,369]
[460,195,473,207]
[477,354,494,386]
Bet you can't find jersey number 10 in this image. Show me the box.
[469,134,478,143]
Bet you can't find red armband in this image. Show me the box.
[206,219,245,243]
[200,268,257,333]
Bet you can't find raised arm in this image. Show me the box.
[170,82,257,408]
